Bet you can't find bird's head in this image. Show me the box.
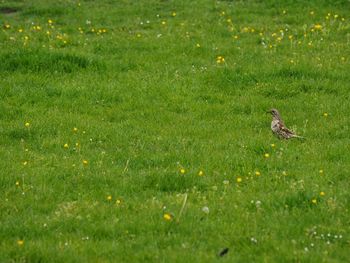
[267,108,280,118]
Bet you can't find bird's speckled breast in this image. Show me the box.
[271,119,279,132]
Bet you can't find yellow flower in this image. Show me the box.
[180,168,185,174]
[75,142,79,147]
[16,181,20,186]
[82,160,88,165]
[255,171,261,176]
[314,24,322,30]
[198,170,204,176]
[172,12,176,17]
[320,191,325,196]
[161,21,166,25]
[282,10,286,14]
[323,112,328,117]
[233,35,239,39]
[163,213,172,221]
[137,33,141,38]
[341,57,345,61]
[23,161,28,166]
[310,11,314,15]
[18,28,23,33]
[196,43,201,48]
[73,127,78,132]
[17,240,24,246]
[282,171,287,176]
[288,35,293,40]
[319,169,324,174]
[236,177,242,183]
[264,153,270,158]
[216,56,225,64]
[64,143,69,148]
[25,122,30,127]
[107,195,112,201]
[116,199,122,204]
[48,19,53,24]
[5,24,11,29]
[311,199,317,204]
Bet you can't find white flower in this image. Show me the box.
[202,206,210,214]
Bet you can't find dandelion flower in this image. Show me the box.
[282,171,287,176]
[319,169,324,174]
[64,143,69,149]
[198,170,204,176]
[323,112,328,117]
[163,213,172,221]
[23,161,28,166]
[180,168,185,174]
[314,24,322,30]
[107,195,112,201]
[161,21,166,25]
[116,199,122,205]
[311,199,317,204]
[255,171,261,176]
[17,240,24,246]
[236,177,242,183]
[172,12,176,17]
[25,122,30,127]
[82,160,88,165]
[196,43,201,48]
[320,191,325,196]
[264,153,270,158]
[16,181,20,186]
[48,19,53,24]
[216,56,225,64]
[73,127,78,132]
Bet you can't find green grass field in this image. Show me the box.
[1,0,350,262]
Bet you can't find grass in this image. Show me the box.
[1,0,350,262]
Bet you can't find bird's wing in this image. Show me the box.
[278,122,295,135]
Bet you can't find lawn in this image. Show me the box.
[1,0,349,262]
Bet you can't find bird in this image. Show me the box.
[267,108,304,139]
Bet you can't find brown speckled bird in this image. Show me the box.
[267,108,304,139]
